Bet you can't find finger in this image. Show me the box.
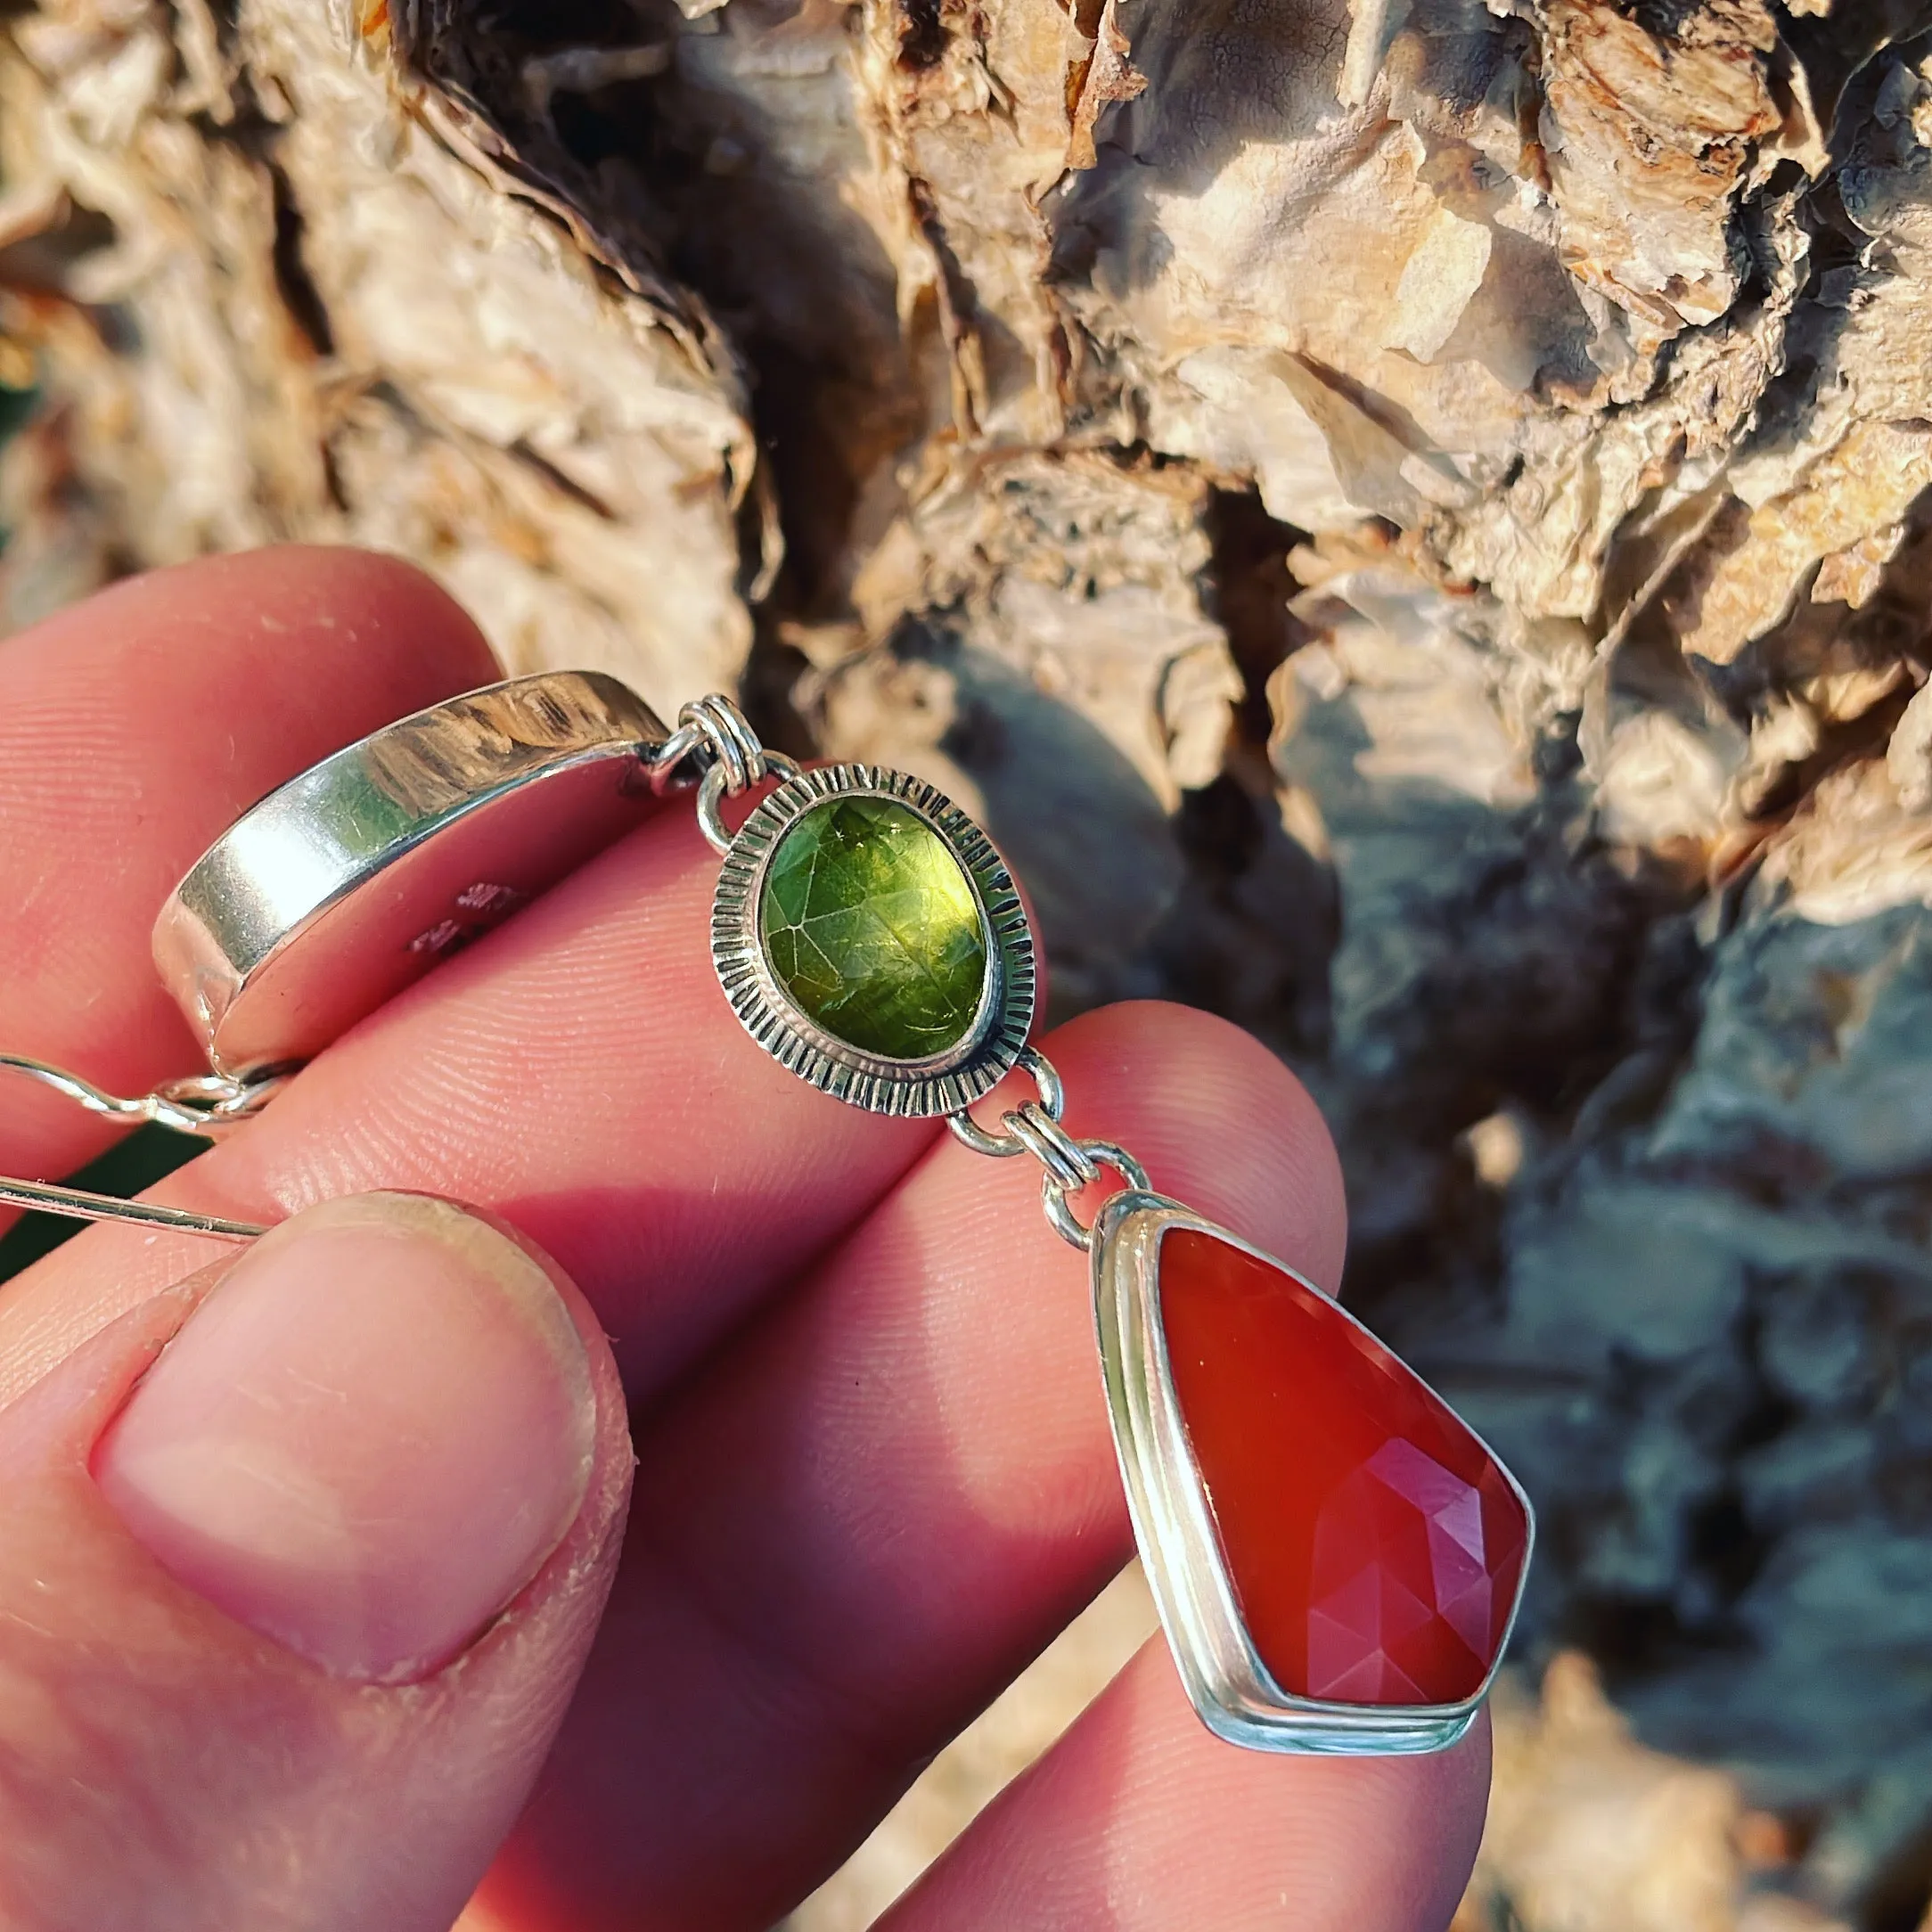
[0,1192,631,1931]
[0,782,936,1403]
[469,1001,1352,1930]
[881,1645,1489,1932]
[0,546,498,1191]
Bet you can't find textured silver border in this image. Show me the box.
[710,764,1036,1116]
[1092,1191,1535,1755]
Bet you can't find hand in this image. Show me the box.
[0,548,1490,1930]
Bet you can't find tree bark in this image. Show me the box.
[3,1,1931,1924]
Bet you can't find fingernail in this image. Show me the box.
[94,1193,596,1682]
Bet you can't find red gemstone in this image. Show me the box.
[1159,1228,1527,1707]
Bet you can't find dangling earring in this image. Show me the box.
[3,667,1531,1756]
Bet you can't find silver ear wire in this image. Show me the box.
[0,1052,288,1135]
[0,1176,265,1241]
[1,1052,271,1242]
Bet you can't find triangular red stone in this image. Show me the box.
[1158,1227,1527,1707]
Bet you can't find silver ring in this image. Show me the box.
[1043,1140,1153,1252]
[679,695,766,795]
[1005,1101,1101,1192]
[946,1045,1065,1158]
[653,694,777,803]
[697,750,804,855]
[643,719,707,794]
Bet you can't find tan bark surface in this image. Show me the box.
[2,1,1930,1924]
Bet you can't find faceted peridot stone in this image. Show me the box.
[758,796,987,1060]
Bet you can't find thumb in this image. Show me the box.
[0,1191,632,1932]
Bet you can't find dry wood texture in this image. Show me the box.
[1,1,1930,1925]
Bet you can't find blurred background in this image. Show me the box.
[2,0,1930,1926]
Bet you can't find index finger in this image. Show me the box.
[0,551,942,1411]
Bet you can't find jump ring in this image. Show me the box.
[1004,1102,1101,1192]
[697,764,735,854]
[643,719,707,795]
[678,694,769,798]
[946,1045,1066,1158]
[697,749,803,855]
[1042,1140,1153,1252]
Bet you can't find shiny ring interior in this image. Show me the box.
[6,670,679,1241]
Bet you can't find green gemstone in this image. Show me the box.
[758,795,988,1060]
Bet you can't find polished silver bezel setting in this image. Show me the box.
[151,671,671,1077]
[710,764,1035,1117]
[1092,1191,1535,1756]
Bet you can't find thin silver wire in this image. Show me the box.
[0,1177,265,1242]
[0,1052,151,1125]
[0,1052,285,1135]
[643,719,707,793]
[1,1055,280,1239]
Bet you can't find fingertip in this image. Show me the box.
[889,1641,1490,1932]
[0,1191,634,1928]
[111,545,501,702]
[432,1197,637,1536]
[91,1193,612,1682]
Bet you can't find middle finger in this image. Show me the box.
[481,1000,1347,1929]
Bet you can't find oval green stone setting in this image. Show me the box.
[757,796,989,1061]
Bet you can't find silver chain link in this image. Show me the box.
[946,1045,1067,1156]
[1004,1101,1101,1192]
[946,1046,1150,1251]
[643,694,803,853]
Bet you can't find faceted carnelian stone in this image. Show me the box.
[1159,1228,1527,1707]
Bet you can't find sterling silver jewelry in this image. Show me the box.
[2,670,1532,1756]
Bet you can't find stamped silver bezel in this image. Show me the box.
[710,764,1036,1117]
[1092,1191,1535,1756]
